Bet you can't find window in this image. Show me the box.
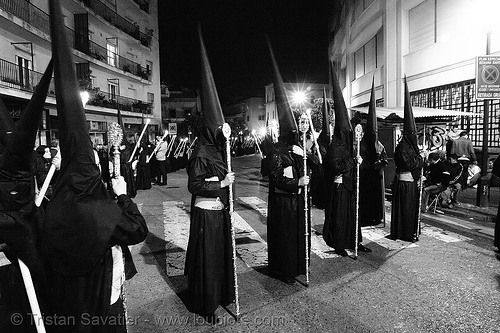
[108,82,118,100]
[147,92,154,103]
[169,108,176,118]
[354,30,383,80]
[16,56,31,88]
[106,38,118,67]
[409,0,436,53]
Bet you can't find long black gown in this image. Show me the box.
[359,140,388,227]
[184,142,235,316]
[389,135,424,241]
[136,142,153,190]
[43,188,147,333]
[119,144,137,198]
[267,141,310,279]
[322,137,362,251]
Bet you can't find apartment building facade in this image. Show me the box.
[330,0,499,154]
[0,0,161,147]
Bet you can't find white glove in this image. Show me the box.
[132,160,138,170]
[52,150,61,170]
[292,145,303,156]
[111,176,127,196]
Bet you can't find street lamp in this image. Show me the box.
[80,91,90,107]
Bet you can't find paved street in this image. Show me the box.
[122,154,499,333]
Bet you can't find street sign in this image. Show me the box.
[476,55,500,99]
[168,122,177,135]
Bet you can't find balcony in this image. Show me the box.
[0,57,152,115]
[0,0,50,34]
[70,29,151,80]
[0,0,151,81]
[0,0,152,47]
[0,57,55,96]
[77,0,152,47]
[86,88,152,115]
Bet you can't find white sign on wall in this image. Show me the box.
[168,122,177,135]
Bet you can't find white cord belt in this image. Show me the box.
[194,196,224,210]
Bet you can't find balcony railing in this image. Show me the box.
[77,0,152,47]
[0,57,152,115]
[86,88,152,114]
[0,57,55,96]
[0,0,151,47]
[0,0,151,80]
[0,0,50,34]
[69,29,151,80]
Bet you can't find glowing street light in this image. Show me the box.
[80,91,90,107]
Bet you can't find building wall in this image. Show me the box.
[0,0,161,146]
[330,0,500,150]
[224,97,266,134]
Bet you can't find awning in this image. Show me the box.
[350,106,481,121]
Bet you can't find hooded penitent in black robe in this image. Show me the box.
[136,141,153,190]
[184,141,235,315]
[310,89,331,210]
[359,140,388,226]
[389,134,424,242]
[389,77,424,242]
[183,25,236,318]
[0,61,53,333]
[41,1,148,331]
[267,141,310,279]
[322,137,363,250]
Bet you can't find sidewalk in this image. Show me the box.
[442,186,499,223]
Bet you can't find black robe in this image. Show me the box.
[136,142,153,190]
[119,144,137,198]
[310,139,328,209]
[0,167,48,333]
[43,194,147,333]
[322,137,362,250]
[267,141,310,278]
[359,140,388,226]
[184,143,235,316]
[389,135,424,242]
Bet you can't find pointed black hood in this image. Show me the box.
[44,0,123,276]
[0,60,53,213]
[266,36,298,145]
[318,87,331,147]
[403,76,419,153]
[363,78,378,162]
[0,60,53,174]
[198,24,225,150]
[331,65,353,155]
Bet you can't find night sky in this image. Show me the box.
[158,0,332,106]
